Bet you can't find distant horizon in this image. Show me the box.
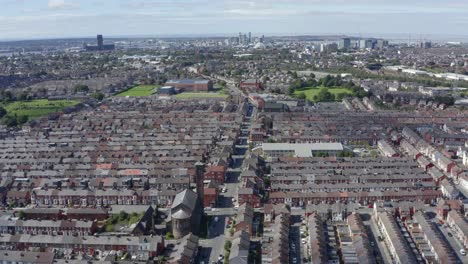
[1,32,468,43]
[1,0,468,41]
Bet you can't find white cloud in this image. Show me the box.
[48,0,78,10]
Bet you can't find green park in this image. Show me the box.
[294,86,353,102]
[1,99,79,120]
[117,85,159,97]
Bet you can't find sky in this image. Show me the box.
[0,0,468,40]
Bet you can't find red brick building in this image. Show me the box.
[240,79,263,91]
[204,187,218,208]
[165,79,213,92]
[238,188,262,208]
[204,165,226,184]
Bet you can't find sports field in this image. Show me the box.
[294,86,352,101]
[2,99,80,120]
[117,85,159,97]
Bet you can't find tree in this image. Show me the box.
[17,115,28,125]
[119,211,129,221]
[18,92,30,101]
[317,88,335,102]
[224,240,232,251]
[1,90,13,102]
[74,84,89,94]
[165,232,174,239]
[17,211,25,220]
[335,93,348,101]
[91,92,105,101]
[297,92,307,100]
[3,116,17,127]
[338,150,354,157]
[0,107,6,118]
[315,151,329,157]
[434,96,455,106]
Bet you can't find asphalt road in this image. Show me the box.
[362,214,393,264]
[290,215,303,264]
[433,219,466,262]
[200,103,255,263]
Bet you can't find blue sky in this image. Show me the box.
[0,0,468,40]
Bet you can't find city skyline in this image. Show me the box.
[1,0,468,40]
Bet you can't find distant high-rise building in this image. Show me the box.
[259,35,265,43]
[359,39,367,49]
[359,39,375,50]
[339,38,351,50]
[97,34,103,50]
[85,34,115,51]
[376,39,388,49]
[422,41,432,49]
[321,43,338,53]
[237,32,254,45]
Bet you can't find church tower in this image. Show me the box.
[194,161,205,207]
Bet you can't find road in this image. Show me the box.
[290,215,303,264]
[433,219,466,262]
[200,103,255,263]
[362,214,393,264]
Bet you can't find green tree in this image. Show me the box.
[91,92,105,101]
[0,107,6,118]
[74,84,89,94]
[434,96,455,106]
[335,93,348,101]
[297,92,307,100]
[317,88,335,102]
[3,116,17,127]
[18,92,30,101]
[315,151,329,157]
[224,240,232,251]
[338,150,354,157]
[1,91,13,103]
[119,211,129,221]
[165,232,174,239]
[17,211,25,220]
[17,115,28,125]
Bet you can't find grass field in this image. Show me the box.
[2,99,80,120]
[294,86,353,102]
[175,92,228,99]
[117,85,159,97]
